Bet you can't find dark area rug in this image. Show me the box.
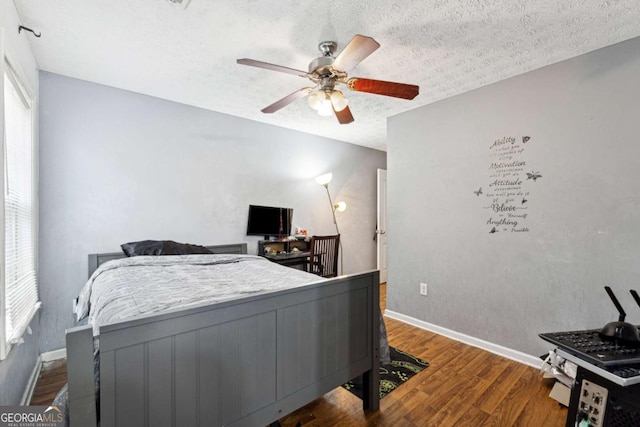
[342,347,429,399]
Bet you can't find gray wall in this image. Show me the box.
[0,0,40,405]
[387,36,640,357]
[0,321,39,404]
[38,72,386,352]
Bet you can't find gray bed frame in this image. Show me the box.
[66,243,380,427]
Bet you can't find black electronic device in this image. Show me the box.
[540,329,640,367]
[599,286,640,343]
[544,288,640,427]
[630,289,640,310]
[539,287,640,367]
[566,365,640,427]
[246,205,293,239]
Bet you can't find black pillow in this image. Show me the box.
[121,240,213,257]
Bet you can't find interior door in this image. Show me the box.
[376,169,387,283]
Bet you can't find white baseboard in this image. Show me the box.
[41,348,67,362]
[384,309,543,369]
[20,356,42,406]
[21,348,67,406]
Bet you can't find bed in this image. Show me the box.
[65,243,380,427]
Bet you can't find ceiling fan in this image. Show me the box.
[237,35,419,124]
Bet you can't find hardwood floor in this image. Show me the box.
[31,283,567,426]
[30,359,67,406]
[279,283,567,426]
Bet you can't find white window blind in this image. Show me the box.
[2,61,38,358]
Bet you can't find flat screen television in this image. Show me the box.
[246,205,293,239]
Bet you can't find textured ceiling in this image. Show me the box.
[14,0,640,151]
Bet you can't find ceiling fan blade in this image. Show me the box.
[331,35,380,72]
[333,104,354,125]
[261,88,311,114]
[237,58,307,77]
[347,78,419,100]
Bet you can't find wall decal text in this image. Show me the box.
[479,136,542,234]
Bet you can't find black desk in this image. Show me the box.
[263,251,310,269]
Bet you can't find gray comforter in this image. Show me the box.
[76,254,327,334]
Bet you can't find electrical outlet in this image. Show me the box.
[420,282,428,296]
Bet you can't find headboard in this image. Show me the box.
[88,243,248,277]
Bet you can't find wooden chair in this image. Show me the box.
[307,234,340,278]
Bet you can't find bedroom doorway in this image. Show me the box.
[377,169,387,283]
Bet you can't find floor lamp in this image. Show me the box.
[315,173,346,275]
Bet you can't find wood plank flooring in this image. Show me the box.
[31,284,567,426]
[30,359,67,406]
[279,283,567,426]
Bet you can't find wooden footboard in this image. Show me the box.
[66,271,380,427]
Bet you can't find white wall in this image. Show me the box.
[387,36,640,357]
[38,72,386,352]
[0,0,40,405]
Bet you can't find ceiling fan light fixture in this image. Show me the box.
[330,90,349,112]
[307,91,323,110]
[317,97,333,116]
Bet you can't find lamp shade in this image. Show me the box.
[317,94,333,116]
[307,91,323,110]
[315,173,332,186]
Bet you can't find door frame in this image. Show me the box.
[376,169,387,283]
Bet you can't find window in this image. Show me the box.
[1,60,38,360]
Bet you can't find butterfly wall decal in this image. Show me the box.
[489,227,498,234]
[473,187,482,196]
[526,171,542,181]
[522,198,528,205]
[522,136,531,144]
